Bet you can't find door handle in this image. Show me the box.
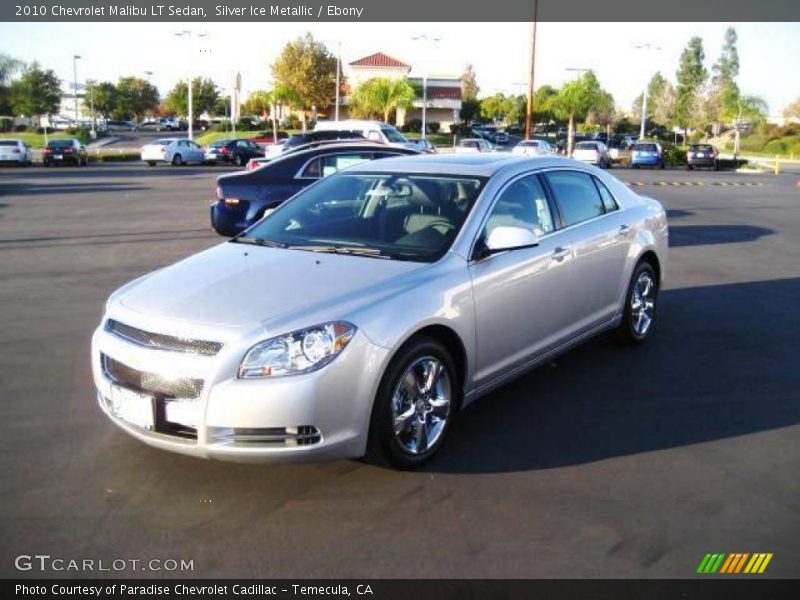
[551,246,571,261]
[618,224,631,236]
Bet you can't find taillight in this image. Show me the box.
[12,148,20,153]
[220,147,230,154]
[43,148,52,154]
[709,151,716,158]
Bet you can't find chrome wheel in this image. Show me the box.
[630,271,656,336]
[391,356,452,455]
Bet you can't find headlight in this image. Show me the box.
[238,321,356,379]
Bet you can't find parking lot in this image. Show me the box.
[0,162,798,578]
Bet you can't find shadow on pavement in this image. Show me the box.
[668,224,774,247]
[1,182,150,196]
[428,277,800,474]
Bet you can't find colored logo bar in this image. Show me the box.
[697,553,773,574]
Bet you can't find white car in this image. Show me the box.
[455,138,495,154]
[141,138,205,166]
[512,139,554,157]
[0,139,32,166]
[572,141,612,168]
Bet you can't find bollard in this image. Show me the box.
[774,154,780,175]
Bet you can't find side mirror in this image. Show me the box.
[484,226,539,255]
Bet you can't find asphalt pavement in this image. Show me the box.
[0,162,798,578]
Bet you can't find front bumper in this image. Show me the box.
[92,319,389,463]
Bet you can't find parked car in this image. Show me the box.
[141,138,205,166]
[49,117,76,131]
[43,139,88,166]
[265,130,366,159]
[455,138,495,154]
[93,154,668,467]
[249,130,289,145]
[630,142,664,169]
[572,141,612,168]
[686,144,719,170]
[204,139,264,166]
[411,138,437,153]
[105,120,136,132]
[0,139,32,166]
[512,139,554,157]
[494,130,510,145]
[211,142,420,236]
[315,120,417,149]
[137,118,181,132]
[607,138,632,161]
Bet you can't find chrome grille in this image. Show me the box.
[209,426,321,447]
[102,354,204,399]
[105,319,223,356]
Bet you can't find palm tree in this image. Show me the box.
[349,78,416,123]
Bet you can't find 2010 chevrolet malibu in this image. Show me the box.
[92,154,668,468]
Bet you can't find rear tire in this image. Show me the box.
[612,260,659,345]
[365,337,459,469]
[172,153,183,166]
[234,154,244,167]
[147,161,156,167]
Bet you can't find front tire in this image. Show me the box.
[234,154,244,167]
[612,260,659,345]
[366,337,459,469]
[172,153,183,166]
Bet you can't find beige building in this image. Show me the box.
[339,52,462,131]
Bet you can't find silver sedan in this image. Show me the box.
[92,154,668,468]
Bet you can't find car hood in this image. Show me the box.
[116,242,425,328]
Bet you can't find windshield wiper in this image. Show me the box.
[232,236,286,248]
[287,245,391,259]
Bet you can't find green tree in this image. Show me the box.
[114,77,159,122]
[0,54,25,130]
[459,99,480,124]
[10,62,61,127]
[211,95,230,117]
[710,27,740,123]
[243,90,274,120]
[91,82,117,119]
[587,90,617,136]
[348,77,416,122]
[271,33,337,130]
[532,84,558,127]
[480,93,517,124]
[633,72,676,129]
[551,71,603,153]
[675,36,708,141]
[461,64,479,102]
[164,77,219,120]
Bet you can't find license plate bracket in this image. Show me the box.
[110,385,154,429]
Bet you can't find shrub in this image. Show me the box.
[405,118,422,133]
[235,118,254,130]
[663,145,686,166]
[13,124,28,132]
[284,115,301,130]
[427,121,440,134]
[450,123,470,136]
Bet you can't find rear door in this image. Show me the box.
[544,170,632,331]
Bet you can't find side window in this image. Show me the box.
[545,171,604,227]
[367,130,383,142]
[483,175,555,239]
[594,177,618,212]
[301,153,371,178]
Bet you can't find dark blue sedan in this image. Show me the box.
[210,142,419,236]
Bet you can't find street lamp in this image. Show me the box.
[73,54,81,123]
[632,43,662,140]
[174,30,208,141]
[411,33,441,140]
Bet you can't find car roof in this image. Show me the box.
[349,153,575,177]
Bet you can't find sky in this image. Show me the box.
[1,21,798,116]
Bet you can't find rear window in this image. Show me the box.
[0,141,18,147]
[635,143,658,152]
[154,139,172,146]
[575,142,597,150]
[48,140,73,148]
[690,144,713,151]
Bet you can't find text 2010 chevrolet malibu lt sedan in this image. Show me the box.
[92,155,668,468]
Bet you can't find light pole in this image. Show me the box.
[632,43,661,140]
[335,41,342,122]
[87,80,96,137]
[411,33,441,140]
[525,0,539,140]
[72,55,81,123]
[174,30,207,141]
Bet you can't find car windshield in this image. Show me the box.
[636,143,658,152]
[211,140,232,147]
[380,126,407,144]
[48,140,73,148]
[154,139,172,146]
[238,172,486,262]
[575,142,596,150]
